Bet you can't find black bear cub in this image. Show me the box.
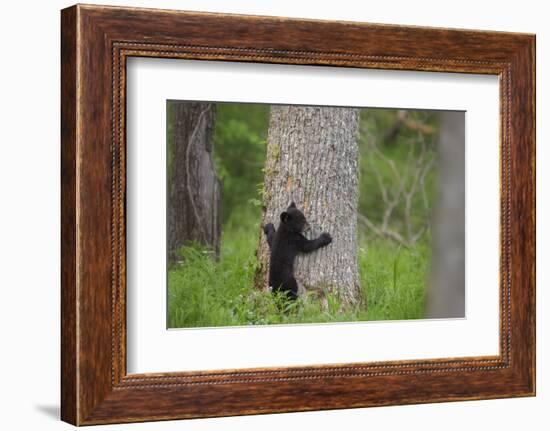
[263,202,332,300]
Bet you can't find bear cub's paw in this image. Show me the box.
[319,232,332,246]
[263,223,275,235]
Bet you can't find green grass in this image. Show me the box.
[356,237,429,321]
[167,210,429,328]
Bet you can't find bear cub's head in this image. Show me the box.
[280,202,310,233]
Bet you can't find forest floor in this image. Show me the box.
[167,209,429,329]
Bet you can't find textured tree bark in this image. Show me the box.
[167,102,221,261]
[256,106,361,304]
[427,111,465,318]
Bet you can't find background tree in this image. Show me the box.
[167,101,221,262]
[427,111,465,318]
[256,106,361,305]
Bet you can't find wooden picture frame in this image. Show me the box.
[61,4,535,425]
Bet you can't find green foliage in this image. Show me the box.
[212,103,269,223]
[358,108,438,244]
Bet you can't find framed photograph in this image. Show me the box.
[61,4,535,425]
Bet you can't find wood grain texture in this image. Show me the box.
[60,5,78,425]
[60,4,535,425]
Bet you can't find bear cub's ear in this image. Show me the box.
[280,211,291,223]
[288,201,296,209]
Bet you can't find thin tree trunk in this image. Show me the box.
[427,111,465,318]
[168,101,221,262]
[256,106,361,304]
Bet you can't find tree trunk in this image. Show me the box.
[256,106,361,304]
[427,111,465,318]
[167,101,221,262]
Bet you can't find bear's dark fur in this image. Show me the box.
[263,202,332,300]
